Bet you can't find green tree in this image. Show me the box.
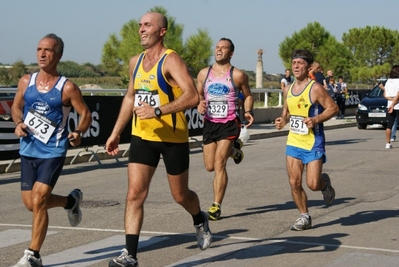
[182,29,213,77]
[342,26,399,84]
[278,22,352,80]
[101,6,212,78]
[58,61,100,77]
[0,61,27,86]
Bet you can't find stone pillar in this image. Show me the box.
[256,49,263,88]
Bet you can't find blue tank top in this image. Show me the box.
[19,73,71,158]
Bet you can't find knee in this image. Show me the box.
[172,190,191,206]
[204,163,214,172]
[307,179,320,191]
[289,177,302,191]
[126,188,147,205]
[23,200,34,212]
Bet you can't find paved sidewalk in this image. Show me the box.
[0,116,357,174]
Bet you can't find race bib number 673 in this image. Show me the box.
[24,108,57,144]
[289,116,309,135]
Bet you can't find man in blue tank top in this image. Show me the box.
[11,33,92,267]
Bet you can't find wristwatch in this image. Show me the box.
[73,130,83,138]
[154,107,162,118]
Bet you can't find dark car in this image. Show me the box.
[355,84,387,129]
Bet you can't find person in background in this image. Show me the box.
[197,37,254,221]
[325,69,333,84]
[327,76,337,100]
[309,61,327,89]
[105,12,212,267]
[281,69,292,90]
[335,76,348,119]
[11,33,92,267]
[384,65,399,149]
[275,49,338,231]
[380,80,396,141]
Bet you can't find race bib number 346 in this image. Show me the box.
[290,116,309,135]
[24,108,57,144]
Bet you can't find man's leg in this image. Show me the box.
[286,156,313,231]
[212,139,233,205]
[304,159,324,192]
[167,169,212,250]
[286,156,307,214]
[125,162,155,234]
[109,163,154,267]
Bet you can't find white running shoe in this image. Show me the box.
[195,211,212,250]
[13,249,43,267]
[290,216,312,231]
[108,248,138,267]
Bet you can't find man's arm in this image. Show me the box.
[63,81,92,145]
[109,55,138,137]
[133,52,199,119]
[196,68,207,114]
[275,86,290,130]
[11,75,30,137]
[304,82,339,127]
[236,70,254,127]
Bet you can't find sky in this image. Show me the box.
[2,0,399,75]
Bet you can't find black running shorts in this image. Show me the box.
[202,119,241,145]
[128,135,189,175]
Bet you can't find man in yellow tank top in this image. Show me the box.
[105,12,212,267]
[275,49,339,231]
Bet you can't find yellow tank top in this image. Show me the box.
[287,80,325,151]
[131,49,188,143]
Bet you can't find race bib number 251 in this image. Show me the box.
[289,116,309,135]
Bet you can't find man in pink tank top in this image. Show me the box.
[196,38,254,221]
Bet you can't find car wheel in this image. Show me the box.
[357,123,367,129]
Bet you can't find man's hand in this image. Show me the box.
[134,101,156,119]
[303,117,316,128]
[275,117,285,130]
[197,100,207,115]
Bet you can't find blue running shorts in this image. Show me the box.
[286,145,326,164]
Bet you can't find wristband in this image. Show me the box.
[245,110,254,116]
[15,121,23,126]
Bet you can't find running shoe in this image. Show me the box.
[66,189,83,227]
[207,203,221,220]
[231,139,244,164]
[13,249,43,267]
[109,248,138,267]
[195,211,212,250]
[290,216,312,231]
[321,173,335,205]
[386,143,393,149]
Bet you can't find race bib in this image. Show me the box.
[134,89,161,107]
[289,116,309,135]
[24,108,57,144]
[208,101,228,118]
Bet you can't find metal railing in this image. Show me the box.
[1,88,284,108]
